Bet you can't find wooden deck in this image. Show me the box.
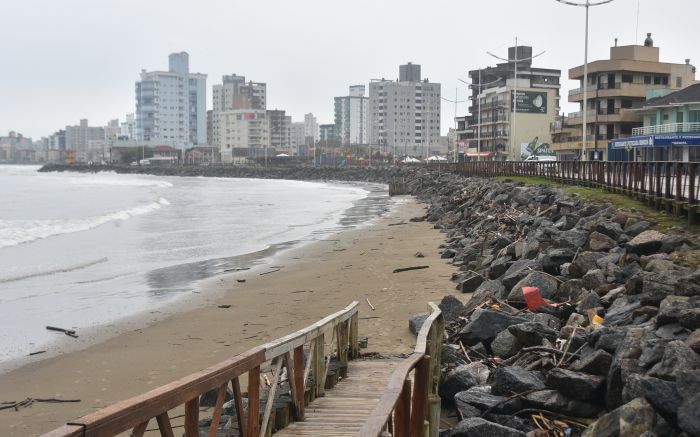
[274,359,401,436]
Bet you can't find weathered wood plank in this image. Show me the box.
[184,398,199,437]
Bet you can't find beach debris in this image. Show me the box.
[415,251,425,258]
[366,298,376,311]
[0,398,80,412]
[28,350,46,356]
[259,268,281,276]
[45,326,78,338]
[237,279,246,283]
[217,305,232,309]
[388,222,407,226]
[392,265,429,273]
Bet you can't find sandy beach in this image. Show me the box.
[0,197,458,436]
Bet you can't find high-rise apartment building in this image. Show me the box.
[304,113,319,144]
[553,34,696,160]
[369,63,441,158]
[467,46,561,160]
[120,113,135,139]
[212,74,267,112]
[65,119,105,162]
[268,110,291,152]
[135,52,207,148]
[334,85,369,145]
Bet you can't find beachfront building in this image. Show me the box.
[65,119,105,162]
[268,110,291,155]
[555,34,696,161]
[120,113,135,139]
[368,63,441,159]
[334,85,369,145]
[290,122,306,156]
[466,46,561,161]
[135,52,207,149]
[608,82,700,161]
[304,113,319,144]
[211,74,272,163]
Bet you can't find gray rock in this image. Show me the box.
[482,414,537,434]
[660,235,691,253]
[507,271,558,304]
[648,340,700,381]
[622,374,681,425]
[658,295,700,327]
[591,327,627,354]
[490,329,522,359]
[581,397,656,437]
[449,417,525,437]
[571,349,614,376]
[464,280,506,313]
[589,231,617,251]
[559,279,588,302]
[201,387,233,407]
[678,393,700,437]
[441,365,479,403]
[454,387,523,414]
[507,322,558,347]
[439,295,465,323]
[557,228,589,250]
[644,258,676,273]
[577,291,602,313]
[679,308,700,330]
[501,259,540,289]
[596,221,624,241]
[442,248,457,259]
[569,251,607,278]
[676,369,700,401]
[524,389,601,418]
[625,220,651,236]
[546,368,605,402]
[540,248,575,275]
[459,274,485,293]
[554,214,579,231]
[457,309,527,347]
[688,329,700,354]
[409,312,429,335]
[675,268,700,297]
[491,366,545,396]
[604,295,643,327]
[582,269,607,290]
[442,344,462,366]
[606,327,645,409]
[488,257,512,279]
[627,230,667,255]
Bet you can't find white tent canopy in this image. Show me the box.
[402,157,421,163]
[426,155,447,161]
[275,153,290,157]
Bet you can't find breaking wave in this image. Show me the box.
[0,198,170,248]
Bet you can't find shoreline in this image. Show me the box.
[0,196,457,436]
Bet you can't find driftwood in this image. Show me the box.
[46,326,78,338]
[366,298,376,311]
[392,265,429,274]
[0,398,80,411]
[259,268,281,276]
[28,350,46,356]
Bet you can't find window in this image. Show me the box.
[622,74,633,83]
[621,100,633,109]
[644,76,652,84]
[689,111,700,123]
[677,77,683,88]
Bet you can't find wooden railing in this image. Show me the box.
[447,161,700,223]
[358,302,444,437]
[42,301,360,437]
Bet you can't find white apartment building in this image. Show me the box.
[304,113,319,143]
[120,113,135,139]
[135,52,207,149]
[290,122,306,155]
[212,74,266,112]
[218,109,270,164]
[369,63,441,158]
[335,85,369,145]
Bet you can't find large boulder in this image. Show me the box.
[626,230,667,255]
[507,322,558,347]
[464,280,506,313]
[501,259,541,289]
[569,251,607,278]
[458,274,485,293]
[621,374,681,425]
[449,417,526,437]
[571,349,613,376]
[524,389,601,418]
[588,231,617,251]
[507,272,558,304]
[658,295,700,327]
[439,295,465,324]
[441,365,479,404]
[490,329,522,359]
[455,387,523,415]
[491,366,545,396]
[546,368,605,402]
[647,340,700,381]
[457,309,527,347]
[409,312,429,335]
[596,221,624,241]
[581,398,656,437]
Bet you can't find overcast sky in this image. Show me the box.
[2,0,698,140]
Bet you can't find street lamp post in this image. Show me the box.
[442,88,467,163]
[459,73,501,160]
[556,0,614,160]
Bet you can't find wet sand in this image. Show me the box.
[0,197,459,436]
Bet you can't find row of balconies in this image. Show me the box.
[568,82,668,101]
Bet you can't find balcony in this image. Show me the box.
[632,122,700,136]
[568,85,596,97]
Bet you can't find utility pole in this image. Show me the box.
[459,72,501,160]
[441,89,467,162]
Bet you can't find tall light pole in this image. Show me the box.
[459,73,501,160]
[442,89,467,162]
[488,38,544,160]
[556,0,614,160]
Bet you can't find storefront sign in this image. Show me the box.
[611,133,700,149]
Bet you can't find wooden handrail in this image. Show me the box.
[358,302,444,437]
[42,301,360,437]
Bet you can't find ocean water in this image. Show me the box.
[0,165,390,364]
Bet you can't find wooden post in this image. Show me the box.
[232,377,246,437]
[349,312,359,359]
[209,382,229,437]
[676,162,683,216]
[690,163,697,225]
[394,379,412,437]
[156,412,176,437]
[409,356,430,437]
[259,358,283,437]
[313,335,325,398]
[293,345,305,421]
[247,366,261,437]
[184,397,199,437]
